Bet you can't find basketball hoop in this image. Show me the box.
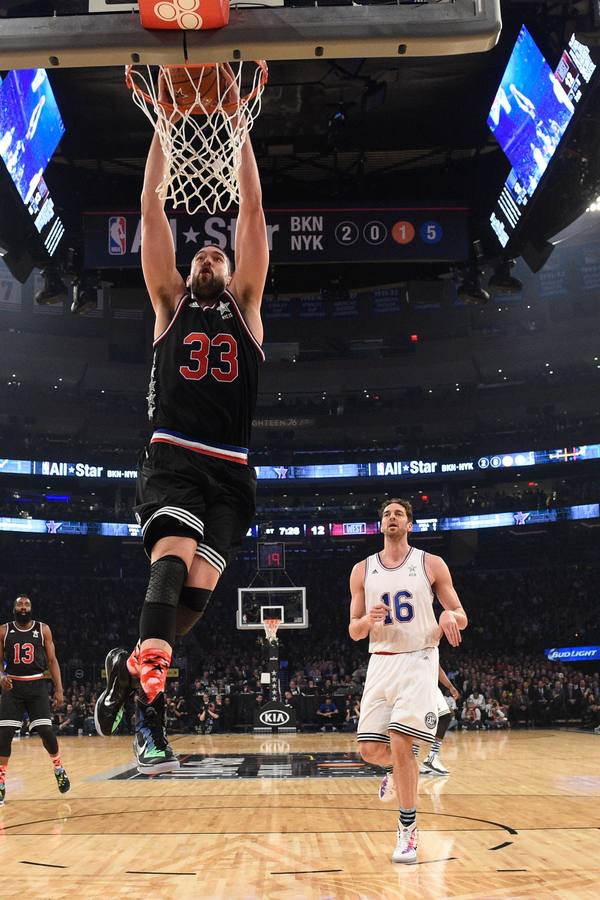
[125,61,268,215]
[263,618,281,644]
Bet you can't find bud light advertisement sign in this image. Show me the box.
[545,646,600,662]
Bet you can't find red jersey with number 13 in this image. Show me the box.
[147,290,264,452]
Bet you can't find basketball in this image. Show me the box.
[162,64,234,115]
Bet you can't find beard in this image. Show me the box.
[14,610,31,624]
[190,270,227,302]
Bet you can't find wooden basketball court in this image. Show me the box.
[0,729,599,898]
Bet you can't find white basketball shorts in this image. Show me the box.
[357,647,439,745]
[437,687,450,717]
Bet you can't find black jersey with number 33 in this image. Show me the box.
[3,621,47,678]
[147,290,264,453]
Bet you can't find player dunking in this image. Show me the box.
[349,499,467,863]
[0,595,70,803]
[95,74,269,775]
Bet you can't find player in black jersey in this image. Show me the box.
[0,595,70,804]
[95,73,269,774]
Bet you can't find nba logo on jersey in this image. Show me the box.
[108,216,127,255]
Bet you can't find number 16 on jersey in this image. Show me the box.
[381,591,414,625]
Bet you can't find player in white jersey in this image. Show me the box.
[349,498,467,864]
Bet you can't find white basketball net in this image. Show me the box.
[126,62,267,215]
[263,618,281,643]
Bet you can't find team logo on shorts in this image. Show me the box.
[425,712,437,729]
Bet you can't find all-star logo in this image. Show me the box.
[408,565,417,576]
[217,300,233,319]
[33,630,39,638]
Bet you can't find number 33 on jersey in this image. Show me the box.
[147,290,265,455]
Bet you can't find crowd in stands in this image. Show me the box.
[40,649,600,736]
[1,531,599,735]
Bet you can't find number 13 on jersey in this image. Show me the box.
[381,591,414,625]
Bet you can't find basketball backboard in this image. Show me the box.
[0,1,502,69]
[237,587,308,630]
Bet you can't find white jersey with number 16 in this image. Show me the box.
[365,546,440,653]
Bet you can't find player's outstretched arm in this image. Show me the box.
[43,624,64,707]
[140,129,185,320]
[438,665,460,699]
[228,135,269,329]
[426,554,468,647]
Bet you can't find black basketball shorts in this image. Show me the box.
[134,441,257,575]
[0,678,53,731]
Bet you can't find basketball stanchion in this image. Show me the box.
[125,60,268,214]
[254,616,297,734]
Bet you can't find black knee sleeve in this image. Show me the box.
[140,555,188,648]
[180,587,212,614]
[35,724,58,754]
[436,711,453,740]
[0,727,14,757]
[176,587,213,636]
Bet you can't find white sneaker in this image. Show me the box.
[594,725,600,734]
[392,823,418,864]
[378,771,395,802]
[419,762,431,775]
[424,757,449,776]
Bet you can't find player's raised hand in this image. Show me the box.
[0,674,13,692]
[366,603,389,626]
[439,610,461,647]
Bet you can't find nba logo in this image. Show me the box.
[108,216,126,255]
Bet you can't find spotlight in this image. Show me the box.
[34,268,68,305]
[488,259,523,295]
[457,267,490,306]
[70,275,98,314]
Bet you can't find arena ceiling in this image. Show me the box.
[1,1,599,285]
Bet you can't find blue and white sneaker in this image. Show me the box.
[378,771,396,802]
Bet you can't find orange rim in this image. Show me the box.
[125,61,268,116]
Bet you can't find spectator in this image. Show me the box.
[219,695,236,732]
[461,700,482,730]
[508,688,530,727]
[487,699,510,729]
[343,696,360,732]
[317,695,338,732]
[57,703,78,736]
[467,689,487,726]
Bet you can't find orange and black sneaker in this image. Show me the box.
[134,692,179,776]
[94,648,135,736]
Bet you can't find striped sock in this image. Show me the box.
[399,806,416,829]
[426,739,442,761]
[384,764,393,774]
[50,752,62,771]
[412,743,419,757]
